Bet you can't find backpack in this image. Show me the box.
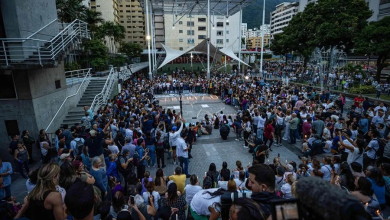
[163,132,170,149]
[74,139,84,156]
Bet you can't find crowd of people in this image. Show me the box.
[1,68,390,220]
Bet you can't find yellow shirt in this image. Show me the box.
[169,174,187,194]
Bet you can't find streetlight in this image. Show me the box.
[146,35,151,40]
[172,25,175,29]
[190,53,193,73]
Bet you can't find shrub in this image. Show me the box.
[348,85,376,94]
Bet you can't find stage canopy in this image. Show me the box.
[141,0,255,16]
[157,39,249,69]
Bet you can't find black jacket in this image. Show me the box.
[251,191,281,217]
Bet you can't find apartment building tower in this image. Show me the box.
[270,2,299,38]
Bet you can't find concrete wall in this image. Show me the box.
[1,0,59,60]
[0,63,87,163]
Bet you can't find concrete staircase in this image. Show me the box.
[61,78,106,127]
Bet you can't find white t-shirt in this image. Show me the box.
[324,140,332,153]
[191,189,222,216]
[217,181,228,190]
[281,183,293,198]
[367,139,379,159]
[347,147,363,166]
[320,165,332,181]
[108,145,119,155]
[234,178,246,189]
[185,184,202,205]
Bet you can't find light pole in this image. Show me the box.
[145,0,152,80]
[179,92,183,117]
[191,53,193,73]
[259,0,266,76]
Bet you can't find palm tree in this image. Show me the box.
[100,21,125,53]
[83,9,104,33]
[56,0,87,23]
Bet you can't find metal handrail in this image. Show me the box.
[45,68,92,131]
[24,19,58,41]
[65,68,91,86]
[0,19,89,66]
[90,68,116,113]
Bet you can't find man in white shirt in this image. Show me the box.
[372,109,385,126]
[125,125,133,139]
[374,103,387,116]
[177,132,190,177]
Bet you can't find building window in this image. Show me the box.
[187,30,194,35]
[187,21,194,27]
[198,18,206,22]
[216,39,223,44]
[226,22,229,26]
[97,5,100,7]
[198,26,206,31]
[179,47,183,51]
[198,35,206,39]
[217,31,223,36]
[226,30,229,34]
[179,39,183,42]
[179,21,183,24]
[187,38,194,44]
[226,39,229,43]
[179,30,183,33]
[216,22,223,27]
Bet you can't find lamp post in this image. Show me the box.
[259,0,266,76]
[191,53,193,73]
[179,92,183,117]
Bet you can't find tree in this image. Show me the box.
[119,42,143,60]
[83,9,104,33]
[108,54,127,67]
[270,33,291,64]
[281,12,316,68]
[354,16,390,81]
[304,0,372,51]
[100,21,125,53]
[82,39,108,71]
[56,0,87,23]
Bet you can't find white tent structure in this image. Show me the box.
[157,39,249,70]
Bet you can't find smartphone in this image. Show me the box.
[129,195,135,204]
[271,198,302,220]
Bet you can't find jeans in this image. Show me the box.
[290,129,297,144]
[156,148,165,168]
[17,160,30,178]
[377,90,381,98]
[3,185,11,200]
[264,137,274,149]
[179,157,189,175]
[236,129,243,140]
[257,128,264,141]
[146,145,156,166]
[244,131,250,146]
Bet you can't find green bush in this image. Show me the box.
[64,62,81,71]
[348,85,376,94]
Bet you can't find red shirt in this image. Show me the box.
[264,124,274,139]
[353,97,363,107]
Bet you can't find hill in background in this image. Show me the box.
[243,0,296,29]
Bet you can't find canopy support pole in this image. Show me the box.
[238,3,242,74]
[207,0,210,79]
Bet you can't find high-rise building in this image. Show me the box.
[246,35,271,49]
[164,13,241,52]
[154,14,164,50]
[90,0,119,23]
[298,0,317,12]
[117,0,146,46]
[270,2,299,38]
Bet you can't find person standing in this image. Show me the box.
[312,115,325,137]
[8,134,19,171]
[178,132,190,178]
[14,142,30,179]
[289,113,299,145]
[22,130,35,164]
[0,157,13,200]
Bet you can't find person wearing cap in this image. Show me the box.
[169,116,186,165]
[85,118,112,170]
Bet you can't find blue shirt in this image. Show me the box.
[359,118,369,133]
[90,168,108,193]
[368,178,386,204]
[0,162,13,187]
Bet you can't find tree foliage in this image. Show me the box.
[270,33,291,63]
[56,0,87,23]
[82,39,108,71]
[108,54,127,67]
[120,42,143,59]
[354,16,390,81]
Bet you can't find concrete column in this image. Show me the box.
[207,0,210,79]
[238,4,242,73]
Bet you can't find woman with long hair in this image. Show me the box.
[206,163,219,188]
[14,142,30,179]
[160,183,187,220]
[366,167,386,210]
[351,177,382,217]
[58,161,78,191]
[110,191,127,218]
[332,163,355,192]
[228,197,267,220]
[154,168,168,196]
[15,163,67,220]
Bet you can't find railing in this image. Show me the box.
[0,19,89,66]
[65,68,91,86]
[118,62,149,81]
[90,67,116,113]
[45,68,92,132]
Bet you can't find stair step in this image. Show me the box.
[65,115,84,120]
